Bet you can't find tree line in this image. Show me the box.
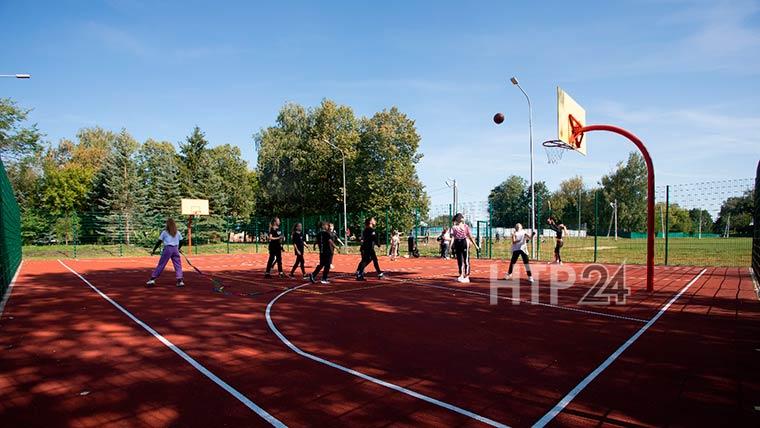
[1,98,429,244]
[488,152,754,236]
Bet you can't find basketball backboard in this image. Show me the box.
[557,86,587,155]
[181,198,209,216]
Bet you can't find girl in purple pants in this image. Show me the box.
[146,218,184,288]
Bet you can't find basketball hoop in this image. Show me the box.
[542,139,576,164]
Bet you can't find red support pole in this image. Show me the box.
[579,125,655,292]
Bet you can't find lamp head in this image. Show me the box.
[510,77,519,85]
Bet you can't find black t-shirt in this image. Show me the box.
[361,227,377,249]
[269,227,283,250]
[318,230,333,254]
[549,223,563,239]
[292,231,304,251]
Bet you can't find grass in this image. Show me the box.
[23,237,751,267]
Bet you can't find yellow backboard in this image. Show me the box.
[557,86,587,155]
[181,198,209,216]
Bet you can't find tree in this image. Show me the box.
[714,189,754,236]
[138,139,181,217]
[97,130,145,244]
[600,152,648,232]
[688,208,713,236]
[0,98,42,162]
[488,176,528,228]
[254,100,428,234]
[207,144,255,218]
[655,202,692,234]
[548,176,585,228]
[354,107,428,233]
[178,126,213,199]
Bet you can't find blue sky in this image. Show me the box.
[2,0,758,208]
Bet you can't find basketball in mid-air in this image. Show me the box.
[493,112,505,124]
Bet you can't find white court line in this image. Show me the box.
[266,284,510,428]
[400,280,649,324]
[57,260,285,428]
[0,261,23,317]
[532,268,708,428]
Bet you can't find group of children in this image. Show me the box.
[145,214,568,287]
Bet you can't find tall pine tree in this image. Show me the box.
[97,130,145,245]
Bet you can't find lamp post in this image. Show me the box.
[445,178,458,217]
[0,74,31,79]
[510,77,536,258]
[322,138,347,245]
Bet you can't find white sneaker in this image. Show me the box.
[320,280,330,285]
[145,279,155,287]
[456,276,464,283]
[528,277,534,283]
[505,274,512,281]
[461,277,470,283]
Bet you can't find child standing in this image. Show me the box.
[147,218,184,288]
[265,217,285,278]
[437,227,451,259]
[389,230,400,261]
[506,223,534,282]
[450,213,479,283]
[355,217,384,280]
[290,222,307,279]
[309,222,334,284]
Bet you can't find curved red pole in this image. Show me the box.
[579,124,655,292]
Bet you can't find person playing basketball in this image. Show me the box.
[547,216,567,264]
[506,223,534,283]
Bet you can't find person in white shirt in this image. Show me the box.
[147,218,184,288]
[506,223,534,283]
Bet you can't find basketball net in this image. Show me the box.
[542,140,574,164]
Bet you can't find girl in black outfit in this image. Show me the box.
[309,221,334,284]
[290,222,306,279]
[265,217,285,278]
[355,217,384,281]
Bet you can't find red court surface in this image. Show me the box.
[1,253,759,427]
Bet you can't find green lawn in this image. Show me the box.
[23,237,751,267]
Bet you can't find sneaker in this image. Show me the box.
[279,272,286,278]
[320,280,330,285]
[309,274,316,284]
[378,272,384,279]
[302,274,310,280]
[145,278,156,288]
[176,279,185,288]
[456,276,464,283]
[461,277,470,283]
[505,274,512,281]
[356,275,366,281]
[528,277,534,283]
[264,272,271,278]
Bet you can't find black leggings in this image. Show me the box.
[508,250,532,277]
[312,252,333,281]
[554,239,564,262]
[266,249,283,273]
[291,248,305,275]
[356,247,382,275]
[453,239,470,276]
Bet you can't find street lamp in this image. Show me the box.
[321,138,348,246]
[510,76,537,258]
[0,74,31,79]
[445,178,458,215]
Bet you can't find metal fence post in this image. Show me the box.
[72,213,77,259]
[118,213,124,257]
[594,190,599,263]
[665,185,670,265]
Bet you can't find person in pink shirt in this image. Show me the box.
[450,213,479,283]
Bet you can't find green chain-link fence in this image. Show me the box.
[1,158,22,296]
